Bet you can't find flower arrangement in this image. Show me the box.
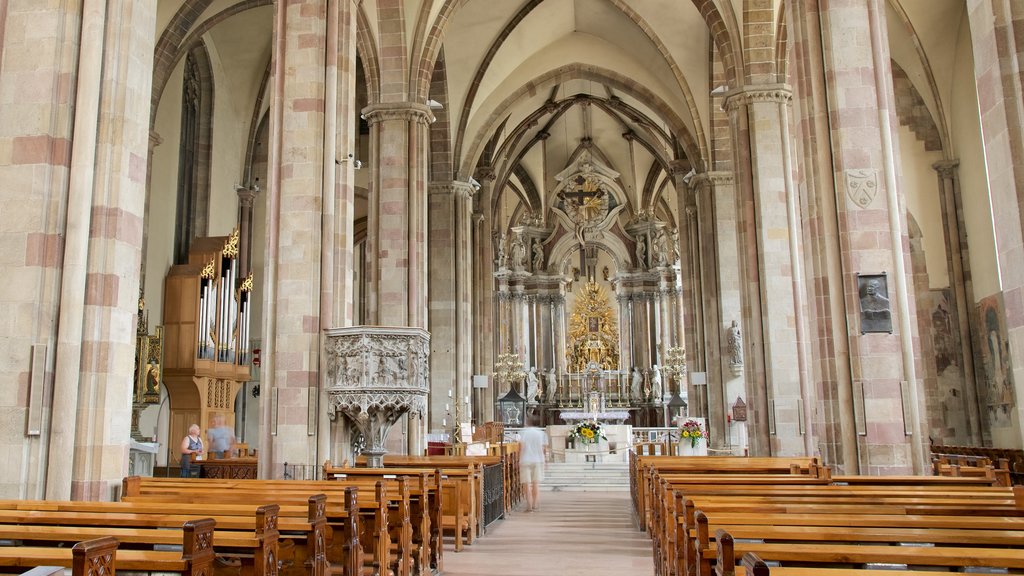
[569,421,607,445]
[679,419,707,448]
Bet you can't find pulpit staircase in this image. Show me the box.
[539,461,630,492]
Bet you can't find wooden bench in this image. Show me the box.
[122,475,413,576]
[709,527,1024,576]
[692,508,1024,576]
[641,465,1021,576]
[632,455,823,532]
[323,462,476,553]
[0,517,219,576]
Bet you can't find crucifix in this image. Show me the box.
[560,175,605,250]
[560,175,604,214]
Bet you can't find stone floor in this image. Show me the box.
[441,490,655,575]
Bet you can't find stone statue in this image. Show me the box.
[525,367,539,403]
[510,233,527,271]
[494,231,507,269]
[669,228,681,264]
[636,236,647,269]
[546,368,557,402]
[651,364,663,401]
[631,366,643,401]
[532,240,544,272]
[727,320,743,372]
[653,229,668,266]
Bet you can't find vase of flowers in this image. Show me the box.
[678,418,708,456]
[569,421,607,446]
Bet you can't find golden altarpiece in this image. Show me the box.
[162,230,253,467]
[492,149,686,427]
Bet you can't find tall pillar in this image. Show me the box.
[40,0,157,498]
[363,103,431,328]
[263,0,363,477]
[933,160,982,443]
[236,185,258,278]
[617,293,633,373]
[788,0,926,472]
[427,180,475,429]
[967,0,1024,447]
[691,172,747,452]
[473,168,496,422]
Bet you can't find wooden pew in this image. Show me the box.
[122,476,409,576]
[645,468,1021,576]
[323,462,475,552]
[737,552,999,576]
[632,455,822,531]
[709,526,1024,576]
[0,518,218,576]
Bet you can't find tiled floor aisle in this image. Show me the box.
[441,490,654,576]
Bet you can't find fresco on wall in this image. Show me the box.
[977,295,1015,430]
[928,290,969,444]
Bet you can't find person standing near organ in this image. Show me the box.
[179,424,203,477]
[207,414,236,459]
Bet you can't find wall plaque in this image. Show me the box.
[732,396,748,422]
[857,273,893,334]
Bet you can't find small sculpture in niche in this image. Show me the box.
[525,367,539,403]
[546,368,557,402]
[653,229,669,267]
[651,364,663,401]
[494,231,507,269]
[631,366,643,401]
[635,236,647,269]
[532,240,544,272]
[726,320,743,376]
[510,233,527,271]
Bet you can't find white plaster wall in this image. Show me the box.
[203,38,241,236]
[146,60,186,325]
[949,15,999,301]
[897,123,946,288]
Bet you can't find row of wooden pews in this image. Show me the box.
[0,450,523,576]
[632,453,1024,576]
[0,497,285,576]
[123,474,434,576]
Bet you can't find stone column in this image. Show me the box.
[966,0,1024,447]
[933,160,981,443]
[473,168,496,421]
[427,180,475,429]
[236,185,258,278]
[617,293,634,375]
[788,0,925,472]
[692,172,745,451]
[261,0,331,478]
[363,103,431,328]
[66,0,156,499]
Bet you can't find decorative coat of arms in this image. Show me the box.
[845,169,879,209]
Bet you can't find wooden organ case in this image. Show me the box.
[163,230,252,467]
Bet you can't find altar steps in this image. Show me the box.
[540,461,631,492]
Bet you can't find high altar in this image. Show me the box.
[491,152,690,428]
[548,423,632,463]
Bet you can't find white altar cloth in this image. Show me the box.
[559,411,631,423]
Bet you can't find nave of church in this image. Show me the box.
[4,0,1024,502]
[443,490,653,576]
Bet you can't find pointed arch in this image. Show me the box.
[459,64,704,181]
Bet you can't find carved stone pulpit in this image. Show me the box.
[324,327,430,467]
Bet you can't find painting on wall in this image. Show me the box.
[977,295,1015,429]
